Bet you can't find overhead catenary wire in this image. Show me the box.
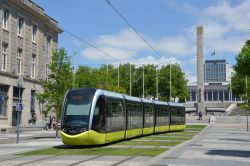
[61,27,121,63]
[105,0,169,62]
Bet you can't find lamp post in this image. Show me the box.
[170,64,172,101]
[155,63,172,101]
[143,65,145,98]
[130,63,132,96]
[117,63,120,87]
[156,65,158,100]
[246,75,249,132]
[72,52,76,87]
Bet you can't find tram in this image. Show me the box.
[60,88,185,145]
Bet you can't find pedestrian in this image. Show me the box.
[199,111,202,120]
[52,116,56,129]
[49,116,52,130]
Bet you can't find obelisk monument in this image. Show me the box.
[196,26,204,114]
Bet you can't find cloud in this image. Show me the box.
[81,29,194,61]
[80,0,250,77]
[81,46,136,61]
[199,0,250,55]
[185,72,197,84]
[156,36,195,55]
[96,29,147,50]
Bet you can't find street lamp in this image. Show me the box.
[246,75,249,132]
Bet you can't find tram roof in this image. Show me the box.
[168,102,184,107]
[123,95,141,102]
[141,98,154,104]
[99,89,124,99]
[153,100,169,106]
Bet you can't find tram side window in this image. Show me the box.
[171,107,177,125]
[155,106,163,126]
[144,104,154,127]
[127,102,143,130]
[155,105,169,126]
[92,96,106,133]
[108,100,125,132]
[164,106,170,125]
[179,107,185,125]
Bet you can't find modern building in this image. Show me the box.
[204,59,229,83]
[186,59,235,103]
[0,0,62,129]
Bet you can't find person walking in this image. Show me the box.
[49,116,52,130]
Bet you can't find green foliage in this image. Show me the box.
[233,40,250,107]
[74,63,188,101]
[234,40,250,76]
[231,73,245,98]
[37,48,73,119]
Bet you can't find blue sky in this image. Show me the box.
[33,0,250,83]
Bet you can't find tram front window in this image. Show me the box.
[62,94,93,134]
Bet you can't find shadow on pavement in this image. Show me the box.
[206,150,250,158]
[219,138,250,142]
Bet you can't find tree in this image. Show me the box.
[37,48,73,120]
[158,64,188,102]
[231,73,245,99]
[233,40,250,110]
[75,65,94,88]
[234,40,250,76]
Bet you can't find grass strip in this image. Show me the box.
[116,140,181,146]
[19,147,167,156]
[137,136,191,141]
[19,125,204,156]
[186,125,206,129]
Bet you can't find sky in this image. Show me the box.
[33,0,250,83]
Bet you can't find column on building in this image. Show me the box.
[7,86,13,126]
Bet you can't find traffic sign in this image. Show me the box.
[18,102,23,112]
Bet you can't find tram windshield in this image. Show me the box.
[62,93,93,129]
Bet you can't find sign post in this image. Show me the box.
[16,102,23,143]
[16,76,23,144]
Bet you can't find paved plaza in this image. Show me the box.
[0,121,250,166]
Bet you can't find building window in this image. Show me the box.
[18,17,24,36]
[0,85,8,117]
[17,49,22,75]
[31,54,36,78]
[1,43,8,71]
[2,9,9,30]
[32,24,37,43]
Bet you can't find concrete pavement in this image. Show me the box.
[0,119,250,166]
[147,123,250,166]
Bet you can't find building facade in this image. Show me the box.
[187,59,235,103]
[0,0,62,129]
[204,59,229,83]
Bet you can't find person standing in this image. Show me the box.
[199,111,202,120]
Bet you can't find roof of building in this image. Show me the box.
[9,0,63,33]
[205,59,227,63]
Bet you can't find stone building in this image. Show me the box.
[187,59,235,103]
[0,0,62,129]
